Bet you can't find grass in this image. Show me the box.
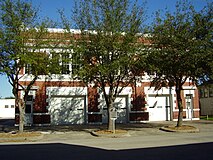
[0,132,42,138]
[200,115,213,121]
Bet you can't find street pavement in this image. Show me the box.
[0,120,213,160]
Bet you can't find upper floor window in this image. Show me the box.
[25,64,32,74]
[61,54,71,74]
[204,89,208,98]
[50,52,60,74]
[71,53,81,76]
[200,87,213,98]
[24,51,82,77]
[199,89,204,98]
[209,88,213,97]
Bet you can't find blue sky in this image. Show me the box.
[0,0,210,98]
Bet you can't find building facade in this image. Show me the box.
[15,29,200,125]
[16,76,200,126]
[0,99,15,119]
[199,81,213,116]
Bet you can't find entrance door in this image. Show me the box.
[25,95,33,126]
[49,96,85,124]
[185,94,193,119]
[148,96,170,121]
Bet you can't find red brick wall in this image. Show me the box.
[129,112,149,121]
[16,79,199,124]
[88,87,99,112]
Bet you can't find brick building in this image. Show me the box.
[16,28,200,125]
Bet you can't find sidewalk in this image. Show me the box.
[1,120,213,160]
[1,120,213,146]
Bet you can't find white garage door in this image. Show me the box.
[49,96,85,125]
[102,96,128,123]
[148,96,170,121]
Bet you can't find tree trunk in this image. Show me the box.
[176,87,183,127]
[107,101,114,131]
[18,99,25,133]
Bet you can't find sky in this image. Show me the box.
[0,0,210,98]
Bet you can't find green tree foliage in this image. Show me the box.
[0,0,57,132]
[194,2,213,83]
[147,0,212,127]
[65,0,147,130]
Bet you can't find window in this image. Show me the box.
[61,54,71,74]
[27,95,33,101]
[209,88,213,97]
[11,105,15,108]
[199,89,204,98]
[71,53,81,76]
[25,104,31,113]
[5,105,9,108]
[204,89,208,98]
[71,63,80,75]
[25,64,32,74]
[50,52,61,74]
[50,52,81,76]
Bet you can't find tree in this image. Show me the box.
[0,0,57,132]
[147,0,213,127]
[194,2,213,83]
[62,0,147,130]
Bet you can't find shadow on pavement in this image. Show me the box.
[0,142,212,160]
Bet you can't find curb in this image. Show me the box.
[91,130,130,138]
[160,125,199,133]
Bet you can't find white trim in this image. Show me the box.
[33,113,49,115]
[15,123,51,127]
[173,118,200,121]
[129,111,147,113]
[88,122,102,125]
[183,86,197,90]
[47,28,81,34]
[46,87,88,96]
[87,112,102,114]
[129,120,149,123]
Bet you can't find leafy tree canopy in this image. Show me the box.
[62,0,147,130]
[0,0,58,132]
[147,0,213,126]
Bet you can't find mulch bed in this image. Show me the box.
[95,129,128,134]
[0,132,43,143]
[91,129,129,137]
[0,132,42,138]
[160,125,199,133]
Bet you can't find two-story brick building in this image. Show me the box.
[16,28,200,126]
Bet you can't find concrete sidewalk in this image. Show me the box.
[36,120,213,150]
[1,120,213,150]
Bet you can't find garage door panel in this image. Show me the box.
[148,96,169,121]
[49,96,85,125]
[102,96,128,123]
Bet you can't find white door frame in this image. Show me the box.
[185,94,193,120]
